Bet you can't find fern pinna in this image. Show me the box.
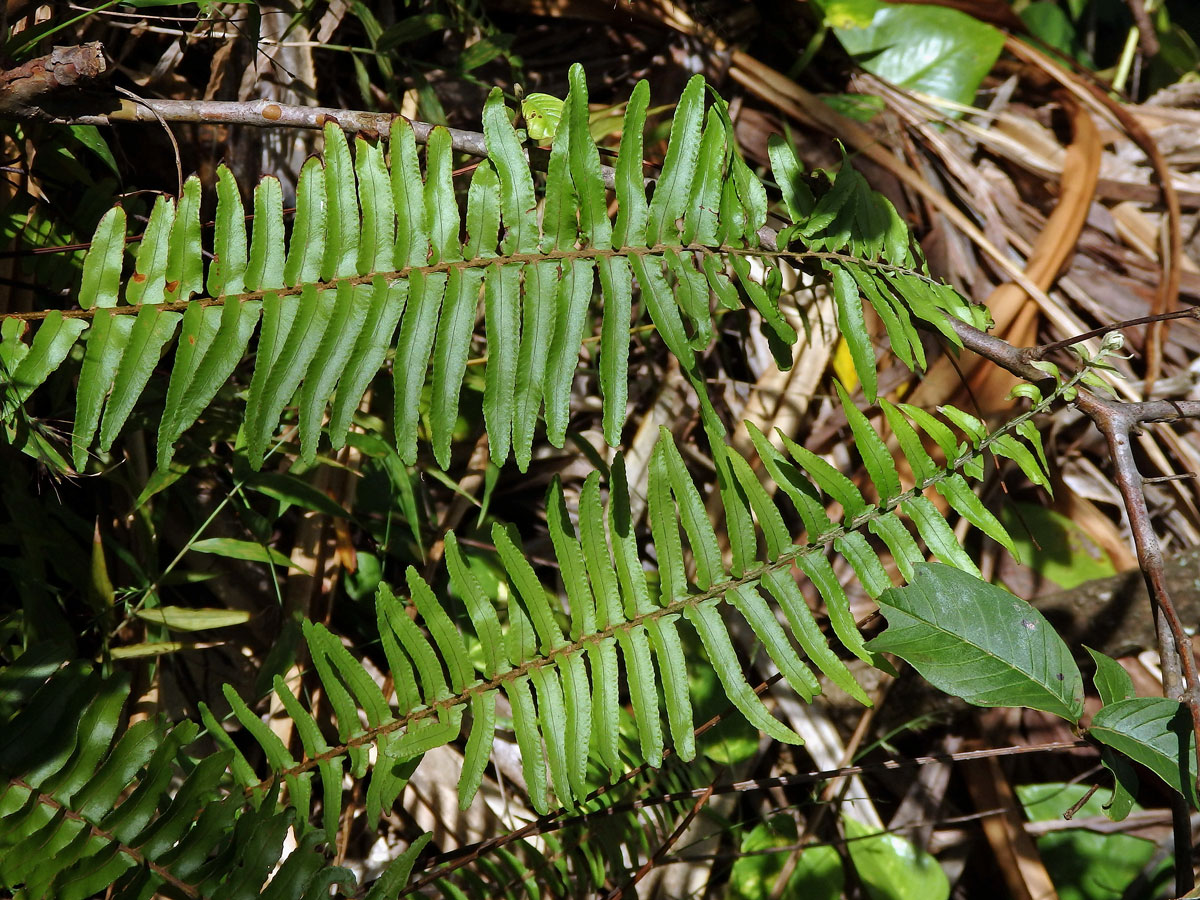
[0,64,1043,898]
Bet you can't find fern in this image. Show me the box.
[1,395,1050,896]
[0,647,364,898]
[0,65,1058,898]
[0,65,969,476]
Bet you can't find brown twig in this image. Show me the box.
[1125,0,1162,57]
[409,740,1088,893]
[1033,306,1200,359]
[946,312,1200,894]
[0,43,105,119]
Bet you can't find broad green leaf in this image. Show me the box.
[827,1,1005,107]
[1099,746,1140,824]
[1086,647,1136,707]
[843,816,949,900]
[731,816,842,900]
[1090,698,1199,807]
[999,503,1115,589]
[869,564,1084,721]
[1016,782,1163,896]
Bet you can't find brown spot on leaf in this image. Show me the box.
[131,272,146,283]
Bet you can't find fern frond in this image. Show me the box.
[0,648,366,899]
[216,401,1047,820]
[1,66,976,475]
[1,380,1051,896]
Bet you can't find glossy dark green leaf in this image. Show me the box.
[829,1,1005,107]
[1090,698,1199,807]
[869,564,1084,722]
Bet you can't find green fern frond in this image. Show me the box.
[0,65,975,475]
[211,404,1047,820]
[0,647,374,899]
[0,387,1052,897]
